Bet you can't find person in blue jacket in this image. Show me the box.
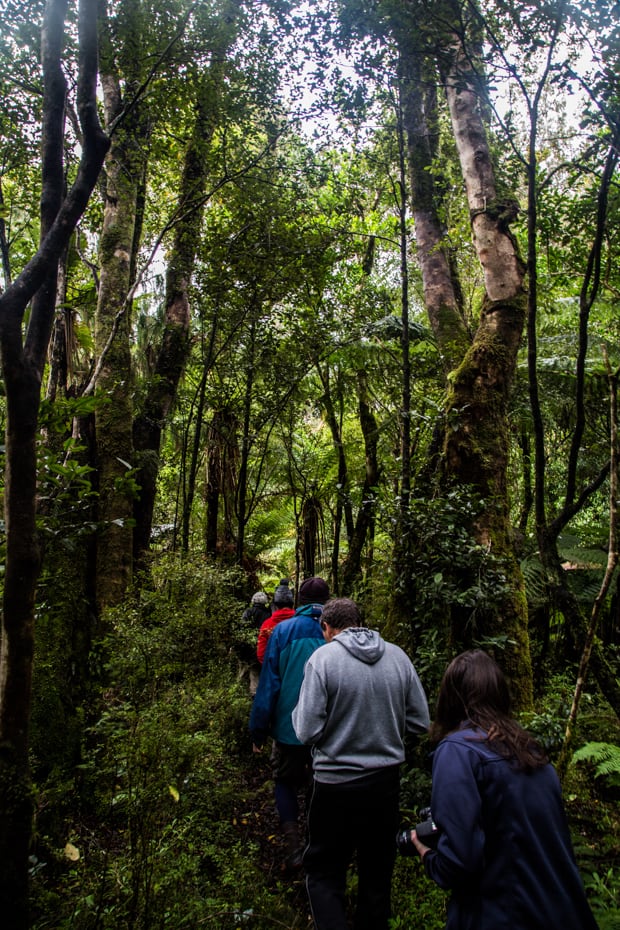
[408,649,599,930]
[249,576,329,870]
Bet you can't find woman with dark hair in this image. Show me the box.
[409,650,598,930]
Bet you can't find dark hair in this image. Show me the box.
[321,597,362,630]
[431,650,547,770]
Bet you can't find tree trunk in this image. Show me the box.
[340,369,380,595]
[0,2,108,923]
[45,245,71,402]
[0,180,11,288]
[199,405,239,558]
[205,411,225,557]
[390,41,470,629]
[400,49,470,372]
[236,319,257,565]
[317,362,355,543]
[132,25,238,563]
[93,122,139,613]
[94,4,150,615]
[301,494,324,578]
[182,368,209,553]
[439,14,531,703]
[395,7,532,705]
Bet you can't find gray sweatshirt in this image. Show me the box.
[292,627,430,783]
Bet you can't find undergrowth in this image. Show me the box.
[28,555,620,929]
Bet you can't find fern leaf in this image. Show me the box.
[573,741,620,783]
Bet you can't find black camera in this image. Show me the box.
[396,807,440,855]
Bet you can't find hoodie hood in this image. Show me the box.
[333,627,385,664]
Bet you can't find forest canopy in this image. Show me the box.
[0,0,619,927]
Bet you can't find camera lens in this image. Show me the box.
[395,828,416,856]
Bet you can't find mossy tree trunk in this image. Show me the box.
[441,8,531,704]
[93,1,150,617]
[0,2,108,924]
[385,39,472,637]
[395,4,533,706]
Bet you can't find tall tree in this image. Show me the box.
[471,0,620,712]
[339,0,533,700]
[0,1,108,923]
[433,0,531,700]
[132,0,246,567]
[92,0,159,614]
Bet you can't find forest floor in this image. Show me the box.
[233,748,313,925]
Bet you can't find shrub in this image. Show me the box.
[30,556,297,929]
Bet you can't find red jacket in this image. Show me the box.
[257,607,295,663]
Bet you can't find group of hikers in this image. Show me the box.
[241,577,599,930]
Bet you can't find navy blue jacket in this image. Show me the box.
[249,603,325,746]
[424,727,598,930]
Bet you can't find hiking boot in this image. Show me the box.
[281,821,304,871]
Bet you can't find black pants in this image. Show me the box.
[303,767,400,930]
[271,741,313,823]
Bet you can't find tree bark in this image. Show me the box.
[236,319,257,564]
[317,361,355,545]
[301,495,324,579]
[394,4,532,705]
[94,2,150,616]
[439,12,531,703]
[205,410,226,557]
[132,30,237,563]
[0,2,108,924]
[199,404,239,558]
[400,49,470,373]
[0,180,11,288]
[340,369,381,595]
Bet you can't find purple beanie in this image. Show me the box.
[298,576,330,605]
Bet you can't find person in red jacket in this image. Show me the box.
[257,579,294,664]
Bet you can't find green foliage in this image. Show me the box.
[107,554,248,680]
[30,556,303,929]
[399,755,433,822]
[7,0,620,925]
[582,868,620,930]
[567,758,620,930]
[34,398,100,553]
[520,709,567,757]
[573,742,620,788]
[390,487,513,654]
[390,855,447,929]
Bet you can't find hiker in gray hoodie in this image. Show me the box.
[292,597,430,930]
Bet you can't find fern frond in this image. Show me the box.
[573,741,620,783]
